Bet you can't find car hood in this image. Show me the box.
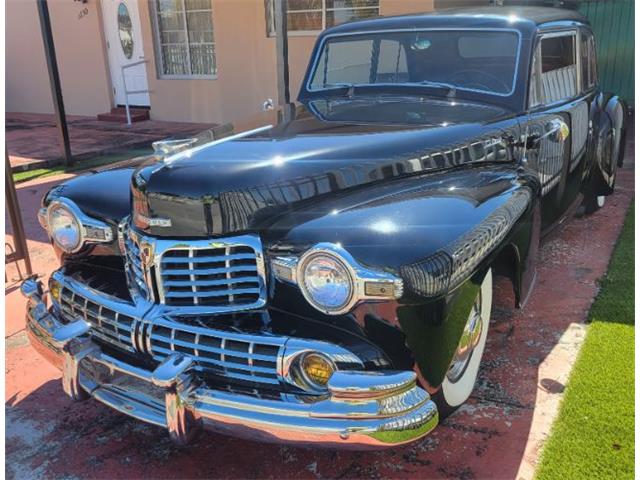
[132,96,514,237]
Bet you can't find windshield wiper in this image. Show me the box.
[418,80,457,98]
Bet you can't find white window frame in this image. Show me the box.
[266,0,380,37]
[150,0,217,79]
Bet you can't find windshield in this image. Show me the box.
[308,29,520,96]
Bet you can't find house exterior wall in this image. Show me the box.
[139,0,279,124]
[6,0,434,123]
[6,0,53,114]
[6,0,113,116]
[140,0,434,124]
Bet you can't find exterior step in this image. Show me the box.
[97,107,150,123]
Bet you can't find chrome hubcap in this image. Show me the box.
[447,292,483,383]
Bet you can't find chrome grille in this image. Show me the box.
[58,286,137,353]
[159,243,263,308]
[123,228,153,302]
[149,318,282,385]
[56,276,280,387]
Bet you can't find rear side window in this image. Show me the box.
[539,33,577,103]
[541,35,575,72]
[580,31,598,89]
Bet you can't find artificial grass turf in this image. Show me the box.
[536,204,634,480]
[12,148,153,183]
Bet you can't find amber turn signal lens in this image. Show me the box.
[49,281,61,302]
[301,353,335,387]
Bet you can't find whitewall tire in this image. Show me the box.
[438,268,492,413]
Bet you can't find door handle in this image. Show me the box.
[527,119,569,148]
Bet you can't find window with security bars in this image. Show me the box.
[153,0,216,78]
[265,0,380,36]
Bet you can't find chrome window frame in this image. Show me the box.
[304,28,523,98]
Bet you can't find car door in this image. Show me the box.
[524,28,595,231]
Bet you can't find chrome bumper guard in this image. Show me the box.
[21,278,438,449]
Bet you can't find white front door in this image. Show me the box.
[101,0,150,107]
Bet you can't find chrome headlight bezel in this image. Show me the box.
[47,201,82,253]
[297,246,356,315]
[41,198,114,253]
[272,243,404,316]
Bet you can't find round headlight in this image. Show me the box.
[300,251,354,314]
[48,203,81,252]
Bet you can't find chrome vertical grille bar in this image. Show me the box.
[225,246,234,304]
[188,248,198,306]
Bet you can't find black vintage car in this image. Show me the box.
[22,7,627,449]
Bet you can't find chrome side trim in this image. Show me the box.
[401,187,532,297]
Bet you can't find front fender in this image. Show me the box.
[267,164,536,296]
[267,164,539,388]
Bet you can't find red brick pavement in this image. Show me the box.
[6,112,216,170]
[4,129,635,479]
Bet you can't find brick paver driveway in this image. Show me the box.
[5,129,634,479]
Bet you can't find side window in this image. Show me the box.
[539,33,577,103]
[529,45,542,107]
[580,30,597,90]
[580,32,590,91]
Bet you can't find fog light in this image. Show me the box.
[49,280,61,303]
[301,353,335,387]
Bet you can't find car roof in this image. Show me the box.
[321,6,589,37]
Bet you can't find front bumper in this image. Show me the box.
[21,277,438,449]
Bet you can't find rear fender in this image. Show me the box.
[587,93,627,195]
[603,94,628,167]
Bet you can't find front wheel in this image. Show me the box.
[433,268,492,418]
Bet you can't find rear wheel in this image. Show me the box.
[433,269,492,418]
